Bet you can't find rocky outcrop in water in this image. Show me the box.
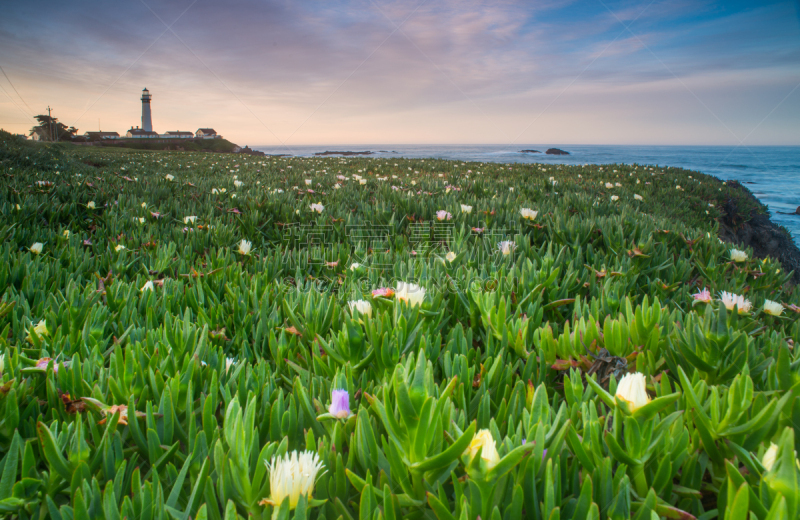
[314,151,373,156]
[718,180,800,284]
[546,148,570,155]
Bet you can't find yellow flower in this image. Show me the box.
[260,451,325,510]
[29,320,48,340]
[87,201,96,209]
[615,372,651,412]
[762,443,778,471]
[465,429,500,470]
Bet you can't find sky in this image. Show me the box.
[1,0,799,147]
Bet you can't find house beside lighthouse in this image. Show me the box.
[118,88,224,140]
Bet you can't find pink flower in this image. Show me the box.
[692,288,712,303]
[372,288,395,298]
[36,357,59,373]
[328,389,351,418]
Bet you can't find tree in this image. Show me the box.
[29,114,78,141]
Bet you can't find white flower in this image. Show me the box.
[460,204,473,214]
[615,373,651,412]
[359,179,366,185]
[605,183,614,189]
[305,179,312,185]
[611,195,619,201]
[261,451,325,510]
[464,429,500,470]
[676,185,681,190]
[309,202,325,213]
[234,180,243,188]
[141,202,147,208]
[226,357,236,372]
[520,208,537,220]
[334,183,341,189]
[730,249,748,262]
[237,239,252,256]
[634,194,643,201]
[137,217,145,224]
[436,210,452,221]
[395,282,426,307]
[762,443,779,471]
[184,216,197,224]
[719,291,752,314]
[30,242,44,255]
[498,241,516,255]
[763,299,783,316]
[445,251,456,262]
[349,263,361,271]
[165,174,175,181]
[87,201,96,209]
[115,244,126,252]
[141,281,154,292]
[348,299,372,318]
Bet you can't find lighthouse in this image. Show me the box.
[141,88,153,132]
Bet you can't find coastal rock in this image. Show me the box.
[237,146,265,156]
[796,206,800,215]
[546,148,569,155]
[520,149,541,153]
[718,181,800,284]
[314,150,373,156]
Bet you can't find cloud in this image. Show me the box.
[0,0,798,145]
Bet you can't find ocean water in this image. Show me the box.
[253,144,800,243]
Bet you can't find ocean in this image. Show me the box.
[252,144,800,244]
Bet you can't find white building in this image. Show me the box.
[160,131,193,138]
[195,128,219,139]
[126,127,159,138]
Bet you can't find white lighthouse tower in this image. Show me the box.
[141,88,153,132]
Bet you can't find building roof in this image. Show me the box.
[196,128,216,134]
[127,128,159,136]
[165,131,193,135]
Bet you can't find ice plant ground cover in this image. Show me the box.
[0,131,799,520]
